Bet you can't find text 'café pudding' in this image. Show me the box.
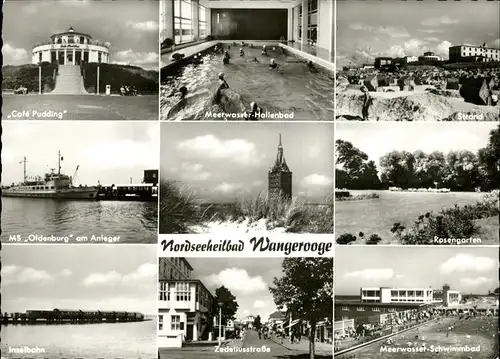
[32,27,110,65]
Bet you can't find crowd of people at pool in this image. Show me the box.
[335,305,498,356]
[166,42,319,120]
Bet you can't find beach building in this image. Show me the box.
[449,44,500,63]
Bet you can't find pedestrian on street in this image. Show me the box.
[258,329,262,340]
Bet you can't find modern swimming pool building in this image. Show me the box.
[32,27,110,65]
[161,0,334,63]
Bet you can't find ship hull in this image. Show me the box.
[96,195,158,202]
[2,188,98,199]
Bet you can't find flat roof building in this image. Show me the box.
[360,284,461,307]
[335,300,428,325]
[449,44,500,63]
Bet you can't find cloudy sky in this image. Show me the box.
[2,121,159,186]
[336,122,497,170]
[3,0,159,69]
[161,123,334,203]
[336,247,499,296]
[189,257,287,322]
[1,245,156,314]
[336,1,500,67]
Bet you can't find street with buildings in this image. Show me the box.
[160,328,332,359]
[158,257,333,358]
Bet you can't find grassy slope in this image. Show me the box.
[2,63,58,92]
[2,63,159,94]
[81,63,158,94]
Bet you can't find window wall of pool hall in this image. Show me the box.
[160,0,335,121]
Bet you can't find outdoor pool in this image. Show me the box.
[161,43,334,121]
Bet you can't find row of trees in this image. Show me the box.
[335,125,500,191]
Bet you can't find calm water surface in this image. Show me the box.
[161,45,334,121]
[1,320,156,359]
[1,198,157,243]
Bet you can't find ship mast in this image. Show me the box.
[19,157,27,182]
[58,151,62,175]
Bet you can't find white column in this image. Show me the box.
[64,49,67,64]
[293,7,300,42]
[56,50,59,62]
[81,49,84,64]
[165,0,174,41]
[301,1,309,46]
[192,0,199,41]
[193,321,198,341]
[287,8,293,41]
[205,8,211,36]
[73,49,76,65]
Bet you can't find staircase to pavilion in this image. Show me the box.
[50,65,88,95]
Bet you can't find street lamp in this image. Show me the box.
[218,301,223,346]
[96,65,100,95]
[38,62,42,94]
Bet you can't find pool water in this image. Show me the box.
[161,44,334,121]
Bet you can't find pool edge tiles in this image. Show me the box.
[279,43,334,73]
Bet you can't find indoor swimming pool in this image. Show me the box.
[160,43,334,121]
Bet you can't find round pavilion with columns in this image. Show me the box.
[32,27,110,65]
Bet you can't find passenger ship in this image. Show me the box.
[2,152,98,199]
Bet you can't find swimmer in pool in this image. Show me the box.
[167,86,189,116]
[307,61,318,73]
[269,58,279,70]
[239,47,245,57]
[246,102,263,121]
[178,86,188,100]
[261,45,267,56]
[214,72,230,104]
[223,50,230,65]
[167,85,188,99]
[193,54,203,65]
[252,57,259,62]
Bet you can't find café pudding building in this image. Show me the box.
[32,27,110,65]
